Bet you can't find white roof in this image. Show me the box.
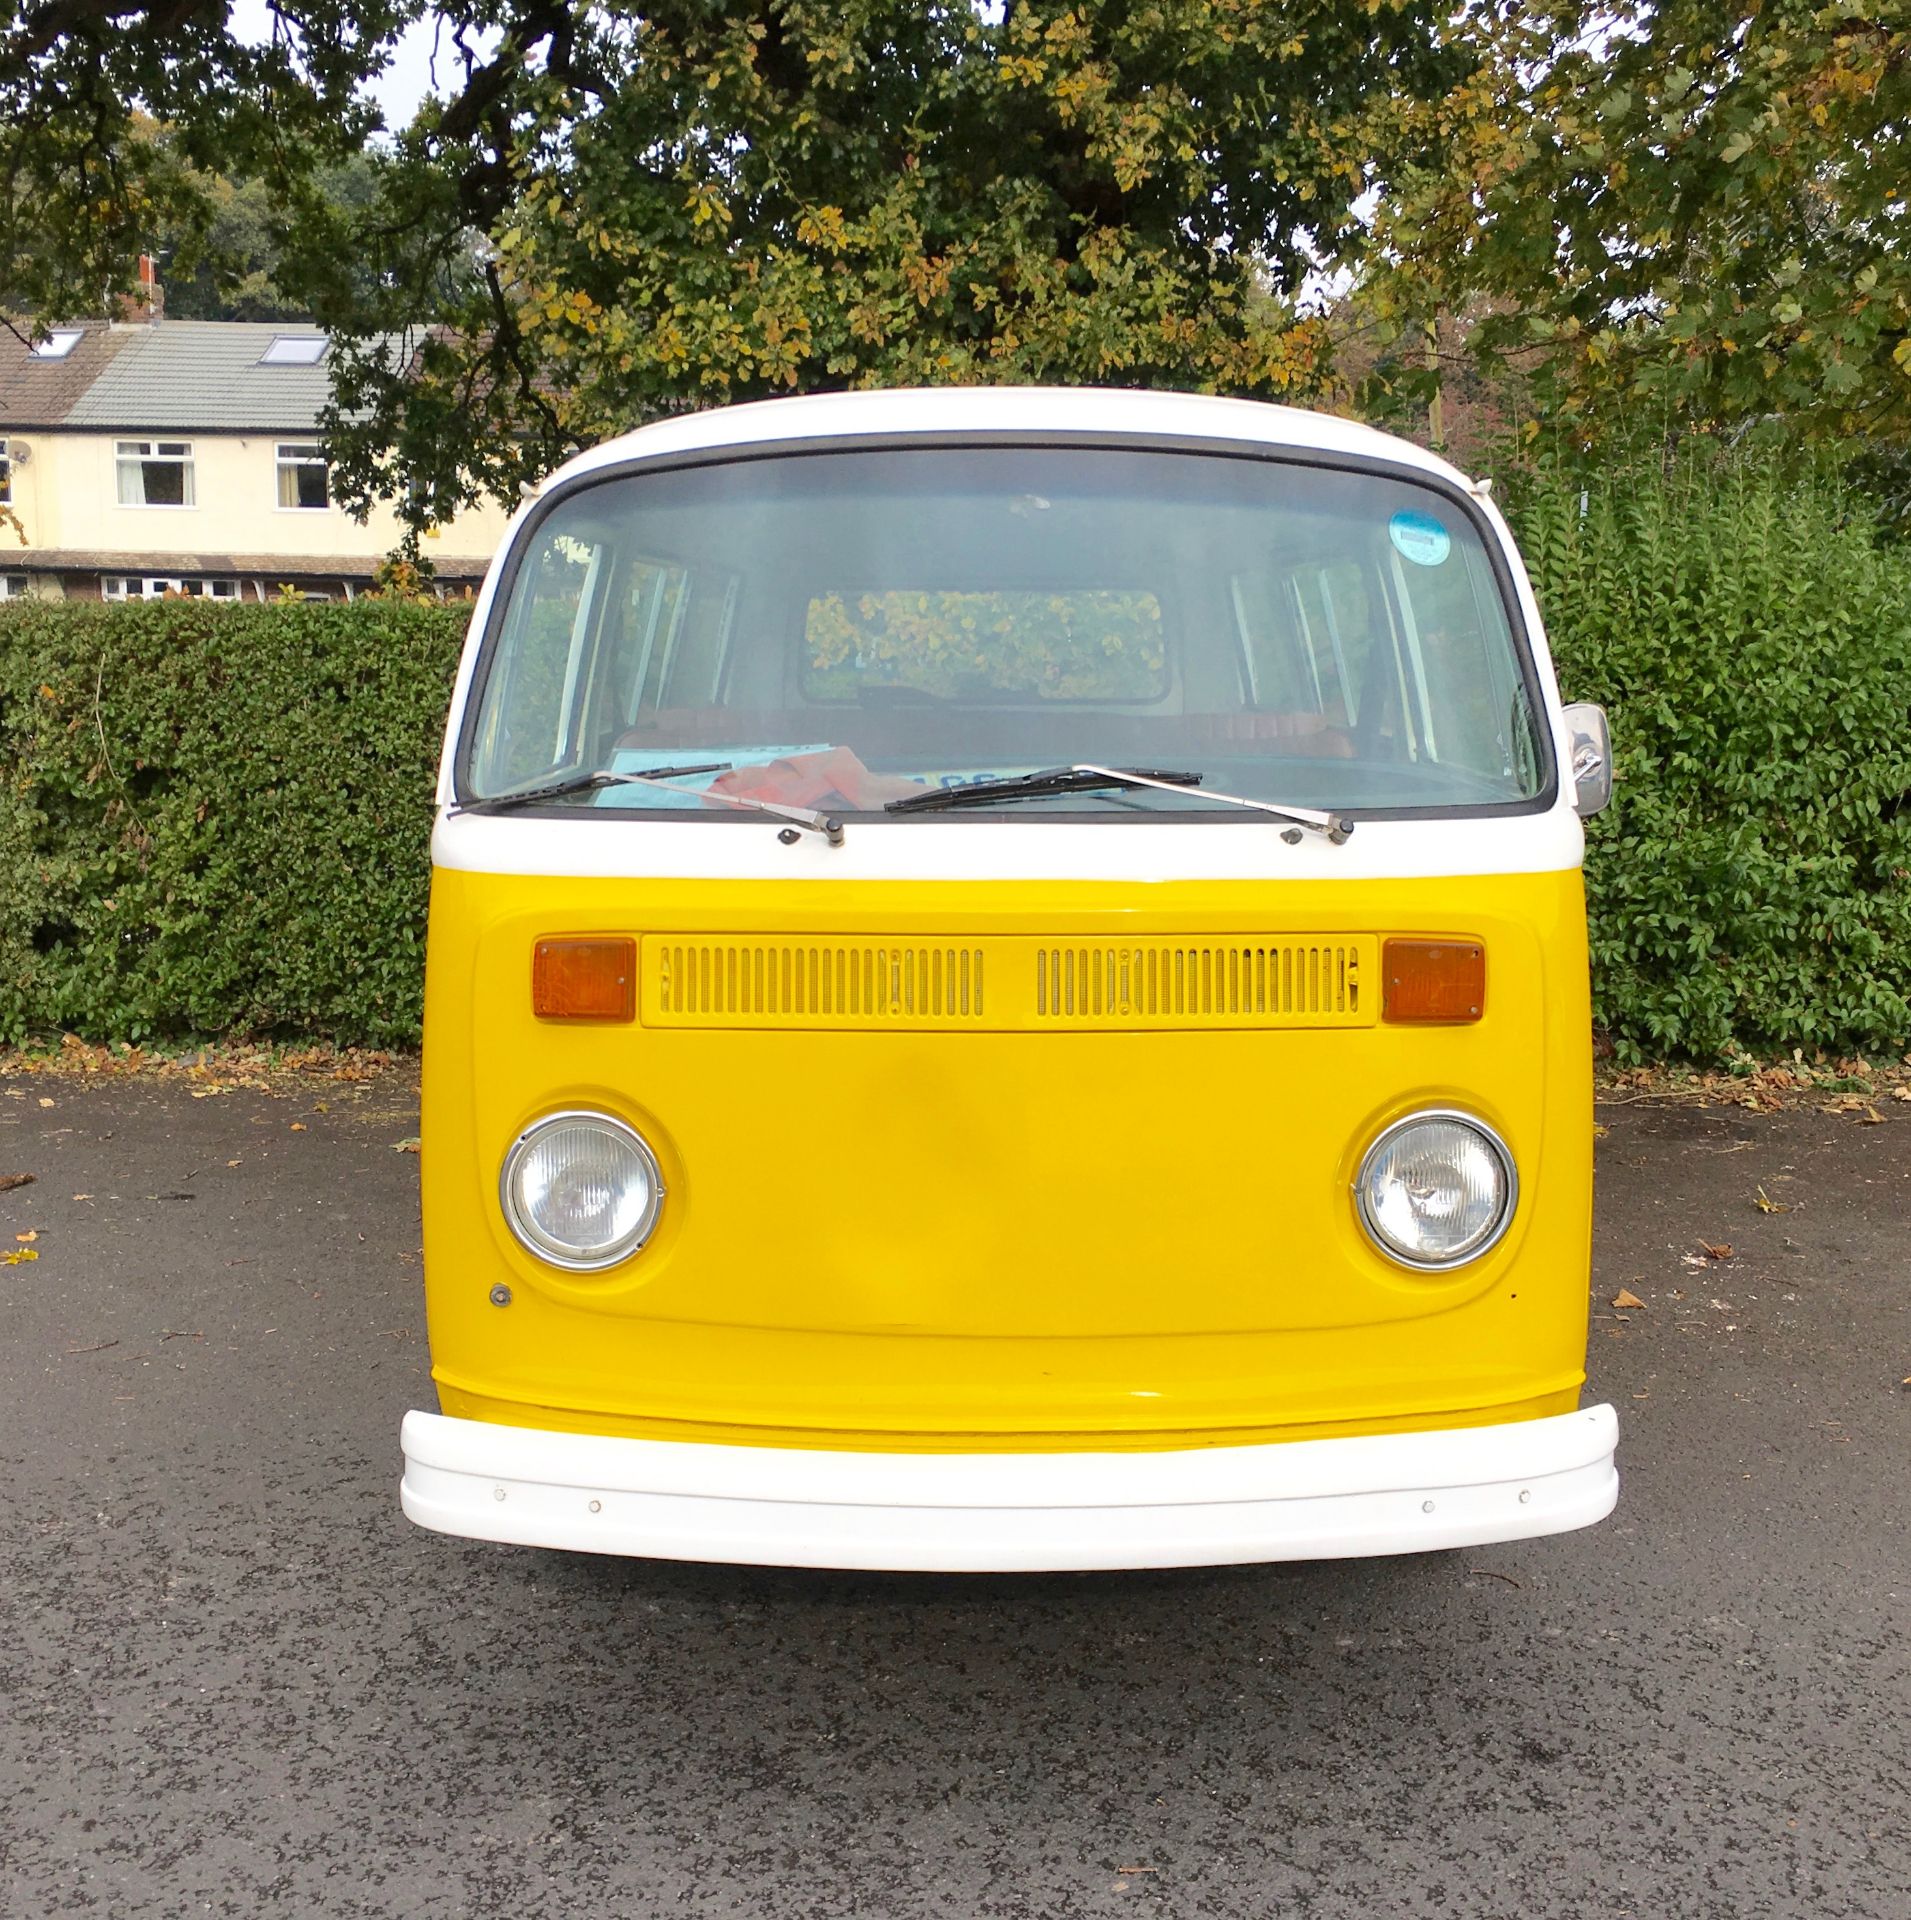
[552,387,1471,490]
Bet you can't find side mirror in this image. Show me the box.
[1562,702,1612,817]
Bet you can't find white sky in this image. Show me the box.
[226,1,470,130]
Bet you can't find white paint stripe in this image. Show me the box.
[431,806,1584,882]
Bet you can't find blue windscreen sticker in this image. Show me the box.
[1389,509,1452,566]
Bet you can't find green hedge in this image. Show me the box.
[1509,454,1911,1061]
[6,456,1911,1060]
[0,599,467,1046]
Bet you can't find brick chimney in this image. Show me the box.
[112,253,164,326]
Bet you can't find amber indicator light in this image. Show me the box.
[533,937,636,1022]
[1382,940,1485,1024]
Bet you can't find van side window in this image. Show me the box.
[1289,562,1375,727]
[473,531,604,792]
[621,558,695,716]
[1233,559,1383,741]
[1387,541,1533,782]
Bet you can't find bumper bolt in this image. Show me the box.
[489,1284,513,1307]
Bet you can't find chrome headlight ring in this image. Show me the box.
[499,1109,665,1271]
[1355,1109,1518,1271]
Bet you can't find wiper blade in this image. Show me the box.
[452,763,729,816]
[884,763,1352,842]
[884,765,1204,815]
[1071,764,1355,844]
[455,762,847,844]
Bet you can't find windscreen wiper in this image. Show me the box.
[884,765,1205,814]
[1070,764,1354,844]
[602,769,847,845]
[883,763,1353,842]
[454,762,847,845]
[452,763,730,816]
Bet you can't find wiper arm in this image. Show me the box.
[1071,764,1355,844]
[884,765,1205,815]
[452,763,730,817]
[600,769,847,846]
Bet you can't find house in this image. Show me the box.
[0,313,513,603]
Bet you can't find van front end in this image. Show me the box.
[399,389,1618,1571]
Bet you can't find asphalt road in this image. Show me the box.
[1,1070,1906,1920]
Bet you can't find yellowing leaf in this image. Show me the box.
[1611,1288,1645,1309]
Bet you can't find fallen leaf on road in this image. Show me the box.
[1754,1186,1791,1214]
[0,1173,34,1192]
[71,1193,92,1201]
[37,1097,53,1108]
[1860,1103,1884,1125]
[1699,1240,1734,1260]
[392,1137,421,1153]
[2,1248,39,1265]
[14,1230,38,1243]
[1611,1288,1645,1309]
[289,1122,307,1132]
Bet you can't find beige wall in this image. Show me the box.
[5,430,513,566]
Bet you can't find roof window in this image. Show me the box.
[259,335,327,366]
[29,329,84,360]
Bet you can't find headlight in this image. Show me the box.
[1355,1111,1515,1269]
[500,1111,664,1270]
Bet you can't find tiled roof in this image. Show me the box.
[60,321,337,432]
[0,323,135,430]
[12,547,490,580]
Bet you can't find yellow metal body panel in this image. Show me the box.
[419,867,1594,1451]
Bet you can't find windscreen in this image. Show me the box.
[462,445,1549,815]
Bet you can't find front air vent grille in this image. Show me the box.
[642,935,1378,1031]
[1034,942,1363,1024]
[648,941,985,1027]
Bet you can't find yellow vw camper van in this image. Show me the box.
[399,388,1618,1571]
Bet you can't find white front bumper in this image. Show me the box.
[400,1404,1618,1572]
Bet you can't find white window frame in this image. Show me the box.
[275,442,331,512]
[0,573,30,601]
[30,329,83,360]
[116,440,196,510]
[102,576,240,602]
[0,447,10,506]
